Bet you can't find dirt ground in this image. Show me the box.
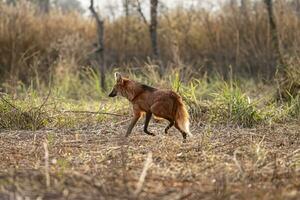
[0,120,299,200]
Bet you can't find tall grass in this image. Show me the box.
[0,1,94,86]
[209,83,263,127]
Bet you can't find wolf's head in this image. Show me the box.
[109,72,149,101]
[109,72,135,99]
[108,72,123,97]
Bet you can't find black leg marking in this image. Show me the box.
[175,122,187,141]
[144,112,155,136]
[164,120,174,134]
[181,132,187,141]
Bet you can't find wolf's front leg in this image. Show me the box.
[144,112,155,136]
[125,111,141,137]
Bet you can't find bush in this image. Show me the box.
[0,95,49,130]
[277,57,300,100]
[209,83,263,127]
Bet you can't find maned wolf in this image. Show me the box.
[108,72,192,141]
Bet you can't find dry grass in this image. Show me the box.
[2,1,300,85]
[0,1,95,84]
[0,120,299,199]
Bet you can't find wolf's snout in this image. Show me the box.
[108,90,117,97]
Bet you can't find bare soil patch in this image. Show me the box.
[0,121,299,199]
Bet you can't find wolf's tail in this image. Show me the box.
[175,100,192,137]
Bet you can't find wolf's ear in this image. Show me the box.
[114,72,123,84]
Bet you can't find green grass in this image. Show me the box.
[208,83,263,127]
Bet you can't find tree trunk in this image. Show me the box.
[264,0,283,65]
[136,0,161,73]
[6,0,17,6]
[150,0,159,59]
[264,0,299,100]
[123,0,129,17]
[123,0,129,60]
[90,0,106,90]
[97,19,106,91]
[149,0,162,75]
[39,0,50,13]
[294,0,300,15]
[240,0,248,13]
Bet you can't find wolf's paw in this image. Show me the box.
[145,131,155,136]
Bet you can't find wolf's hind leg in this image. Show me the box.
[174,122,187,142]
[164,120,174,134]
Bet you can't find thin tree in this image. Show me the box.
[123,0,130,17]
[89,0,106,90]
[264,0,284,100]
[264,0,283,65]
[136,0,161,71]
[122,0,130,59]
[39,0,50,13]
[150,0,159,60]
[5,0,17,5]
[264,0,299,99]
[292,0,300,16]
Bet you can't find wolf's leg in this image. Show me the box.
[174,122,187,142]
[125,112,141,137]
[144,112,155,136]
[164,120,174,134]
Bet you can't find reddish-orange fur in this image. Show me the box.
[109,72,192,141]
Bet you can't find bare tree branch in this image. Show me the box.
[136,0,148,25]
[89,0,106,90]
[59,110,127,117]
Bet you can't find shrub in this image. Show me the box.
[277,57,300,100]
[0,94,49,130]
[209,83,263,127]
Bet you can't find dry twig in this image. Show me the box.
[43,141,50,187]
[59,110,127,117]
[134,152,153,197]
